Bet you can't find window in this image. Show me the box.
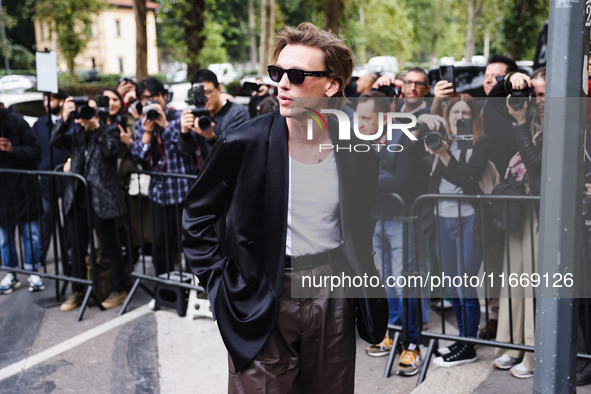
[116,19,121,37]
[119,57,124,73]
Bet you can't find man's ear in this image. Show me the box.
[325,78,340,97]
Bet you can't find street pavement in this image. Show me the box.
[1,272,591,393]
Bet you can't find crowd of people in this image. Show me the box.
[1,20,590,391]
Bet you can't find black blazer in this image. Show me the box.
[51,119,127,219]
[182,111,387,372]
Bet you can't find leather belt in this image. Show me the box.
[285,246,344,270]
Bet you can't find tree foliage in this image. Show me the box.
[31,0,107,76]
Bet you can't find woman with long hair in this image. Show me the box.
[420,95,493,367]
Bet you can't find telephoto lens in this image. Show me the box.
[424,131,444,151]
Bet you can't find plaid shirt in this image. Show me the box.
[131,109,198,206]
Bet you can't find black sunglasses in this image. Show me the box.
[267,65,328,85]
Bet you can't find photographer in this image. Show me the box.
[247,77,271,118]
[371,68,431,116]
[51,97,128,311]
[131,77,194,276]
[491,67,545,379]
[419,95,493,368]
[178,69,249,171]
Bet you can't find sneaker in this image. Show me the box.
[437,341,461,356]
[492,354,520,370]
[0,273,21,294]
[101,291,128,310]
[28,275,45,292]
[397,343,421,376]
[433,344,477,367]
[577,361,591,386]
[60,292,84,312]
[509,362,533,379]
[366,334,393,357]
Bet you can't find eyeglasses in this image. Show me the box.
[139,93,160,103]
[403,80,428,87]
[267,65,328,85]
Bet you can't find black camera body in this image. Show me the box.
[114,114,127,127]
[374,84,401,98]
[508,84,534,111]
[187,84,214,131]
[416,123,447,151]
[71,96,95,120]
[142,100,160,121]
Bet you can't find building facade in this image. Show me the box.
[34,0,159,76]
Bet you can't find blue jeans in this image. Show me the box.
[437,215,481,338]
[374,219,430,343]
[0,221,41,271]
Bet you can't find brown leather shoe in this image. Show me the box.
[478,318,498,339]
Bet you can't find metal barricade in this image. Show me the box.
[404,193,591,386]
[118,170,209,317]
[0,168,102,321]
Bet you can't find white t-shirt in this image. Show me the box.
[437,142,475,218]
[286,152,341,256]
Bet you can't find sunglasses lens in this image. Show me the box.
[287,69,305,85]
[268,66,283,83]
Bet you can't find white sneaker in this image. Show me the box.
[0,273,20,294]
[510,362,533,379]
[492,354,520,370]
[28,275,45,292]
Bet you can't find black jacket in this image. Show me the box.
[182,111,387,372]
[51,119,127,219]
[513,121,543,196]
[421,134,494,241]
[0,111,41,226]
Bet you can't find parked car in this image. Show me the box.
[0,92,45,126]
[0,75,36,93]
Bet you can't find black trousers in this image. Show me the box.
[66,207,126,293]
[150,202,184,276]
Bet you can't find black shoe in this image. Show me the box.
[433,344,477,367]
[436,341,461,357]
[577,361,591,386]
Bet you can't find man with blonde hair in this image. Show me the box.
[183,22,387,392]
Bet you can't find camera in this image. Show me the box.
[128,100,142,116]
[114,114,127,127]
[374,84,401,98]
[142,100,160,121]
[71,96,96,120]
[243,81,264,94]
[508,84,535,111]
[187,84,214,131]
[415,123,447,151]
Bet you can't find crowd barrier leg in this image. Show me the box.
[417,338,437,385]
[383,328,401,378]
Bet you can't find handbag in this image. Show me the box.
[489,179,526,234]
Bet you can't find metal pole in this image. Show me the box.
[0,0,10,74]
[534,0,587,392]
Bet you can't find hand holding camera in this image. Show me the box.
[184,84,216,139]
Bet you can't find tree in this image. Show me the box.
[31,0,107,76]
[323,0,342,34]
[133,0,148,81]
[464,0,485,60]
[496,0,548,60]
[158,0,228,76]
[259,0,275,74]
